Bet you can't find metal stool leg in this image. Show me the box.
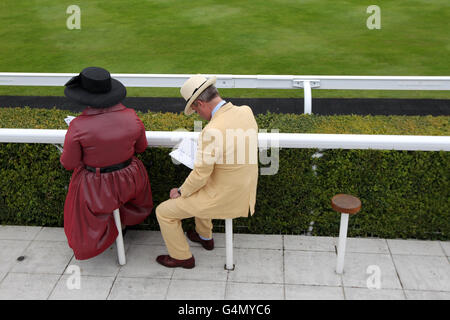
[113,209,126,266]
[336,213,349,274]
[225,219,235,270]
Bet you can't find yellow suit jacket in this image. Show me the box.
[177,102,258,219]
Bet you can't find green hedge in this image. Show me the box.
[1,107,449,240]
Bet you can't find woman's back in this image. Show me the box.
[61,103,147,169]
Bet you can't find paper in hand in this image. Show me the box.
[57,116,76,154]
[64,116,76,126]
[169,137,198,170]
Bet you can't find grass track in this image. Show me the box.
[1,0,449,98]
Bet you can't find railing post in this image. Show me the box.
[304,80,312,114]
[292,79,319,114]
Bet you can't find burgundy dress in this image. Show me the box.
[60,103,153,260]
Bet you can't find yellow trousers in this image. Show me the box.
[156,198,213,260]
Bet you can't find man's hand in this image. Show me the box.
[170,188,181,199]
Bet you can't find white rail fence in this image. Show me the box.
[1,73,450,114]
[0,129,449,151]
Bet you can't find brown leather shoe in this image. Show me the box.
[156,255,195,269]
[186,230,214,250]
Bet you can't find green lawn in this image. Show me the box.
[0,0,449,98]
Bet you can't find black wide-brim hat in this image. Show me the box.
[64,67,126,108]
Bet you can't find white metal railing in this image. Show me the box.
[0,129,449,151]
[1,73,449,114]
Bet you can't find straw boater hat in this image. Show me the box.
[180,75,217,115]
[64,67,127,108]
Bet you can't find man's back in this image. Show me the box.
[179,102,258,219]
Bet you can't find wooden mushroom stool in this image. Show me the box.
[331,194,361,274]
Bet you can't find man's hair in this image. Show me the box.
[196,85,219,102]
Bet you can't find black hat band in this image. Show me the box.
[64,72,112,94]
[80,72,112,93]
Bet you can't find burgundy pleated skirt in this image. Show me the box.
[64,156,153,260]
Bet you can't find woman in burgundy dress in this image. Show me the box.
[61,67,153,260]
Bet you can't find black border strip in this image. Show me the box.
[0,96,449,116]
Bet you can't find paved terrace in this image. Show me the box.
[0,225,449,300]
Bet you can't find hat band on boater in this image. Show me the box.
[187,79,208,102]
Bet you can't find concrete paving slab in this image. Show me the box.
[108,277,170,300]
[284,251,341,286]
[117,244,173,279]
[172,246,228,282]
[211,232,226,248]
[233,234,283,250]
[166,279,226,300]
[48,275,115,300]
[284,235,335,252]
[0,225,42,240]
[10,241,73,275]
[0,273,60,300]
[285,284,344,300]
[346,237,390,254]
[387,239,445,256]
[341,253,402,289]
[225,282,284,300]
[228,248,284,284]
[35,227,67,242]
[67,243,130,277]
[124,230,165,246]
[136,230,227,249]
[0,239,31,273]
[440,241,450,256]
[125,229,224,248]
[404,290,450,300]
[392,255,450,292]
[344,287,405,300]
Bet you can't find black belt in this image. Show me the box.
[86,159,132,173]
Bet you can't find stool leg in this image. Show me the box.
[336,213,349,274]
[113,209,126,266]
[225,219,234,270]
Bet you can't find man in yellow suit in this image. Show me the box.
[155,75,258,269]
